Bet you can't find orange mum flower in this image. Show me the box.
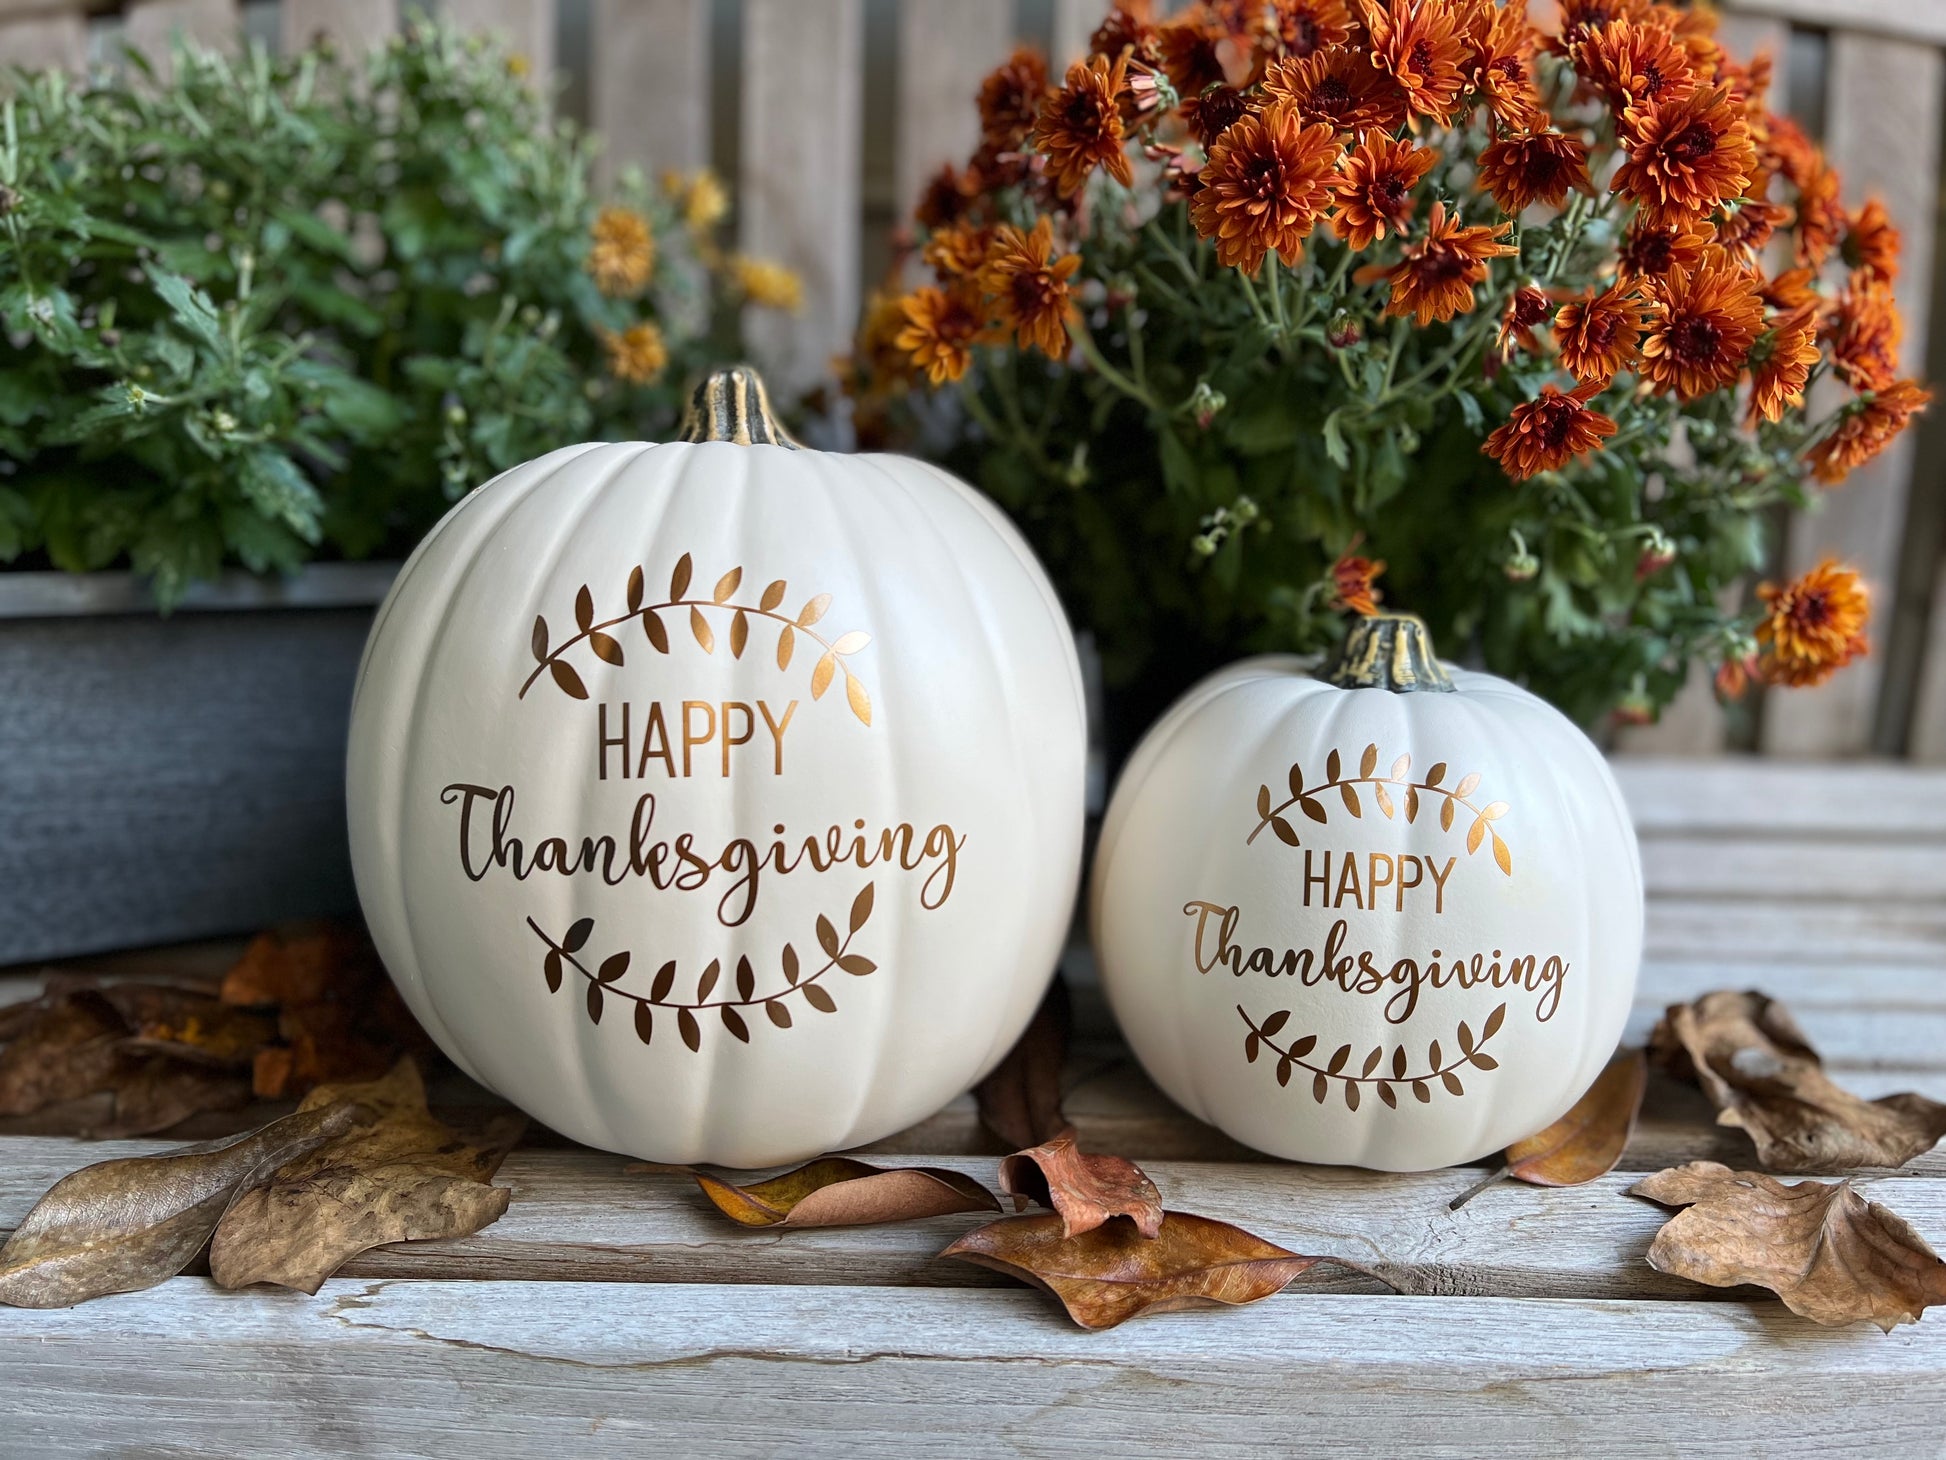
[1842,197,1901,286]
[978,47,1049,151]
[1476,131,1592,214]
[1761,113,1819,190]
[1090,3,1162,66]
[1496,285,1553,361]
[588,207,655,297]
[1618,216,1712,279]
[896,285,989,385]
[1357,200,1517,325]
[979,217,1081,358]
[1760,265,1820,313]
[1330,548,1386,616]
[1826,280,1902,393]
[1483,381,1618,481]
[1365,0,1469,124]
[1571,19,1695,122]
[915,164,977,230]
[1638,246,1765,400]
[1331,135,1436,252]
[1807,380,1932,484]
[1714,185,1791,262]
[1184,82,1254,145]
[1612,85,1756,224]
[599,320,668,384]
[1756,560,1870,687]
[1265,0,1353,59]
[1746,304,1820,425]
[1551,0,1657,53]
[1033,52,1135,198]
[1554,283,1644,386]
[922,222,993,279]
[1260,49,1407,136]
[1188,100,1343,274]
[1461,0,1545,131]
[1793,159,1844,269]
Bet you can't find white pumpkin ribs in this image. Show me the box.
[524,881,878,1052]
[1236,1002,1507,1111]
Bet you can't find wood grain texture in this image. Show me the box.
[122,0,237,68]
[1723,0,1946,47]
[1612,757,1946,834]
[1914,567,1946,762]
[1,1277,1941,1457]
[1764,33,1943,758]
[279,0,395,54]
[1049,0,1103,66]
[589,0,708,181]
[0,6,86,70]
[739,0,864,393]
[893,0,1011,230]
[441,0,555,80]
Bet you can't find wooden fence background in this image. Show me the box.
[3,0,1943,763]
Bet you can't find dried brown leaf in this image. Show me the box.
[941,1211,1339,1330]
[208,1060,522,1295]
[85,1058,250,1141]
[1510,1047,1647,1186]
[998,1129,1163,1240]
[0,1101,368,1308]
[631,1157,999,1228]
[1632,1161,1946,1330]
[1652,991,1946,1173]
[0,991,127,1117]
[974,979,1070,1151]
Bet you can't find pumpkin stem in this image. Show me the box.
[678,365,800,449]
[1325,613,1455,693]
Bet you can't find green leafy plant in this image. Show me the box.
[0,18,787,604]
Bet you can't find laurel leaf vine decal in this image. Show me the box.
[525,881,878,1051]
[521,552,873,723]
[1238,1002,1506,1108]
[1246,743,1512,874]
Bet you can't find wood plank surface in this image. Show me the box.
[441,0,555,81]
[0,6,86,70]
[1724,0,1946,48]
[893,0,1011,230]
[279,0,394,54]
[590,0,709,181]
[122,0,236,70]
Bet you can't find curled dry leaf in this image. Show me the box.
[1449,1047,1648,1210]
[974,977,1071,1152]
[85,1058,250,1141]
[1653,991,1946,1173]
[0,989,126,1117]
[942,1211,1340,1330]
[208,1060,524,1295]
[999,1128,1163,1240]
[1632,1162,1946,1331]
[0,1101,368,1308]
[631,1156,999,1229]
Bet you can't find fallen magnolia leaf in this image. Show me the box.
[0,990,128,1117]
[1450,1048,1648,1209]
[942,1211,1340,1329]
[208,1059,523,1295]
[1632,1161,1946,1331]
[631,1156,1000,1228]
[1653,991,1946,1173]
[84,1057,251,1141]
[974,978,1070,1151]
[999,1128,1164,1239]
[0,1101,368,1308]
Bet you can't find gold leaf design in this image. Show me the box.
[626,565,645,613]
[690,606,715,653]
[777,624,795,669]
[760,579,787,612]
[846,672,872,727]
[811,652,836,700]
[669,554,693,600]
[730,609,749,659]
[1359,744,1378,778]
[575,585,595,632]
[713,567,742,604]
[589,631,624,667]
[1244,745,1513,874]
[798,594,831,627]
[831,630,872,655]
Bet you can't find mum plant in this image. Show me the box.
[841,0,1927,728]
[0,20,797,604]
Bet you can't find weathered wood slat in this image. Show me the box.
[1915,578,1946,762]
[279,0,394,54]
[441,0,555,80]
[0,6,87,70]
[1643,899,1946,964]
[893,0,1011,228]
[1048,0,1099,67]
[1724,0,1946,48]
[2,1278,1939,1457]
[590,0,709,181]
[1638,835,1946,901]
[739,0,863,394]
[122,0,236,69]
[1612,757,1946,834]
[1764,33,1943,757]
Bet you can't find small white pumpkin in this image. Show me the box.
[348,367,1086,1168]
[1091,615,1641,1172]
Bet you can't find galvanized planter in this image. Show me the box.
[0,563,399,965]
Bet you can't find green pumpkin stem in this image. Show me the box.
[1325,613,1455,693]
[678,365,799,449]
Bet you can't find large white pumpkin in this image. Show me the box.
[1091,615,1641,1172]
[348,367,1086,1167]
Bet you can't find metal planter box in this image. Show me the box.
[0,563,398,965]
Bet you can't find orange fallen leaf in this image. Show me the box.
[999,1128,1163,1239]
[1653,991,1946,1173]
[942,1211,1343,1329]
[974,978,1070,1151]
[1450,1048,1647,1209]
[631,1156,1001,1228]
[219,922,378,1008]
[1632,1161,1946,1331]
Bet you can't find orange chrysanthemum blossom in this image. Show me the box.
[1156,12,1230,101]
[1476,131,1592,214]
[896,285,989,386]
[979,217,1082,358]
[1260,50,1407,136]
[1617,216,1712,279]
[1357,200,1517,325]
[1496,285,1554,361]
[1032,52,1135,198]
[1549,0,1657,54]
[1330,547,1386,616]
[1265,0,1354,59]
[1612,84,1756,225]
[1760,112,1819,190]
[600,320,667,384]
[1091,3,1162,66]
[1483,380,1619,481]
[1460,0,1545,131]
[1554,283,1644,386]
[1807,379,1932,484]
[977,46,1050,151]
[1826,280,1902,393]
[1572,19,1694,123]
[1365,0,1469,124]
[922,222,994,280]
[914,164,977,231]
[1745,304,1820,425]
[1760,265,1820,313]
[1638,246,1765,400]
[1331,134,1436,251]
[1185,82,1254,145]
[1842,197,1901,286]
[1714,183,1791,262]
[588,206,655,297]
[1187,100,1344,274]
[1755,560,1870,687]
[1793,158,1844,270]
